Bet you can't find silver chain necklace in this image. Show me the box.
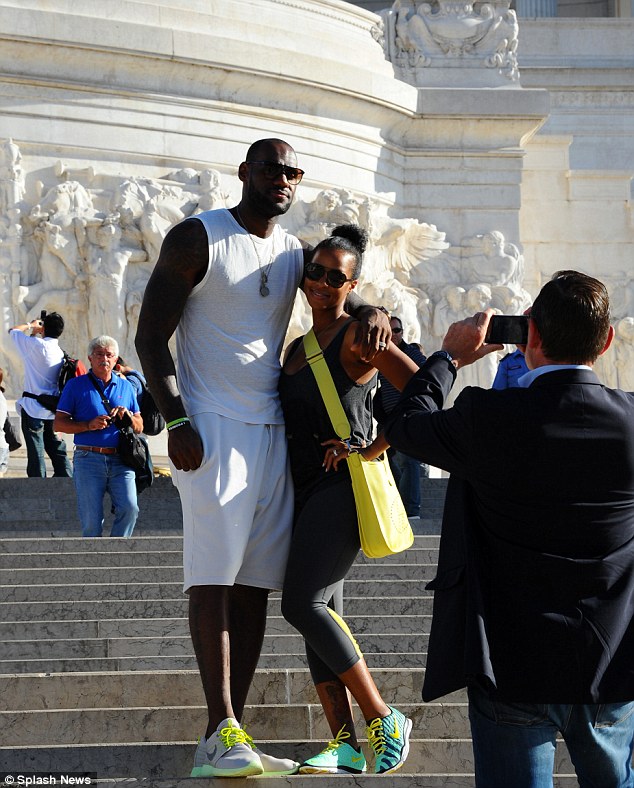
[235,206,274,297]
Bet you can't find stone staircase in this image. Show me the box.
[0,478,579,786]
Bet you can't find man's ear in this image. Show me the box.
[599,324,615,357]
[238,162,248,183]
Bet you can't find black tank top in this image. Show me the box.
[278,321,377,500]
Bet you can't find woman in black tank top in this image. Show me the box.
[279,225,419,775]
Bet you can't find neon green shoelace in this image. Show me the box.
[366,717,386,756]
[218,723,249,748]
[322,726,351,753]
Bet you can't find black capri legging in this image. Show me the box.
[281,475,363,685]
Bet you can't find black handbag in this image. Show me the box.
[117,425,149,472]
[3,415,21,452]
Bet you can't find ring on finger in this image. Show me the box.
[333,450,338,457]
[378,341,387,349]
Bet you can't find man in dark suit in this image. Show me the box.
[385,271,634,787]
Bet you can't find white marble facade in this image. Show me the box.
[0,0,632,400]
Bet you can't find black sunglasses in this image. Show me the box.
[391,326,403,334]
[247,160,304,185]
[304,262,355,289]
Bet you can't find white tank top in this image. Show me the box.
[175,209,304,424]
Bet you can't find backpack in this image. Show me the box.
[125,372,166,436]
[23,349,87,413]
[58,352,88,391]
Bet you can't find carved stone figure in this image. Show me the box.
[20,219,89,352]
[379,0,520,85]
[461,231,524,288]
[0,137,25,214]
[432,285,466,339]
[86,216,143,341]
[197,169,230,211]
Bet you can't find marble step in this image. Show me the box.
[0,562,436,586]
[0,534,439,554]
[6,550,185,568]
[101,781,476,788]
[6,547,438,574]
[0,631,429,661]
[1,701,472,746]
[0,613,432,641]
[0,738,577,779]
[0,650,429,674]
[0,668,450,711]
[4,546,439,568]
[0,536,438,568]
[0,579,430,603]
[0,594,434,622]
[6,669,453,709]
[0,536,186,554]
[92,779,577,788]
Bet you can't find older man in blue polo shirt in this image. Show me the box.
[55,335,143,537]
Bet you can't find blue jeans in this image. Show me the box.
[468,683,634,788]
[73,450,138,537]
[21,410,72,478]
[390,450,424,517]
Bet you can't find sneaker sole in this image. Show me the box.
[191,763,264,778]
[255,767,300,777]
[375,716,413,775]
[300,766,366,775]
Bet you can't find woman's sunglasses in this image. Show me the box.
[304,262,355,289]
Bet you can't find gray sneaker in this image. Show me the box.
[191,718,263,778]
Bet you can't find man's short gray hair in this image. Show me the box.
[88,335,119,356]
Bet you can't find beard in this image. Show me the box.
[245,180,294,219]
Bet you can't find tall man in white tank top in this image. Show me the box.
[136,139,391,777]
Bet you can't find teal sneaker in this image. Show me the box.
[366,706,412,774]
[299,727,367,774]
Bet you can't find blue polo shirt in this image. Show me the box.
[57,372,140,448]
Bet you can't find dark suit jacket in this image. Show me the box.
[385,356,634,704]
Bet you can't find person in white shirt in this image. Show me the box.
[9,311,72,477]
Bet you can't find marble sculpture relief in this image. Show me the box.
[375,0,520,85]
[1,140,631,399]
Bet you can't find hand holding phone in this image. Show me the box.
[485,315,529,345]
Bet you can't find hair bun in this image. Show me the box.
[331,224,368,256]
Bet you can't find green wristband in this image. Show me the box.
[166,417,190,430]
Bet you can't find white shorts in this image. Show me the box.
[171,412,294,592]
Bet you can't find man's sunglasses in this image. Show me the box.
[247,160,304,185]
[304,262,355,289]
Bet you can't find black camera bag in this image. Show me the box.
[117,425,149,473]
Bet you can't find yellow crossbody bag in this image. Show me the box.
[303,329,414,559]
